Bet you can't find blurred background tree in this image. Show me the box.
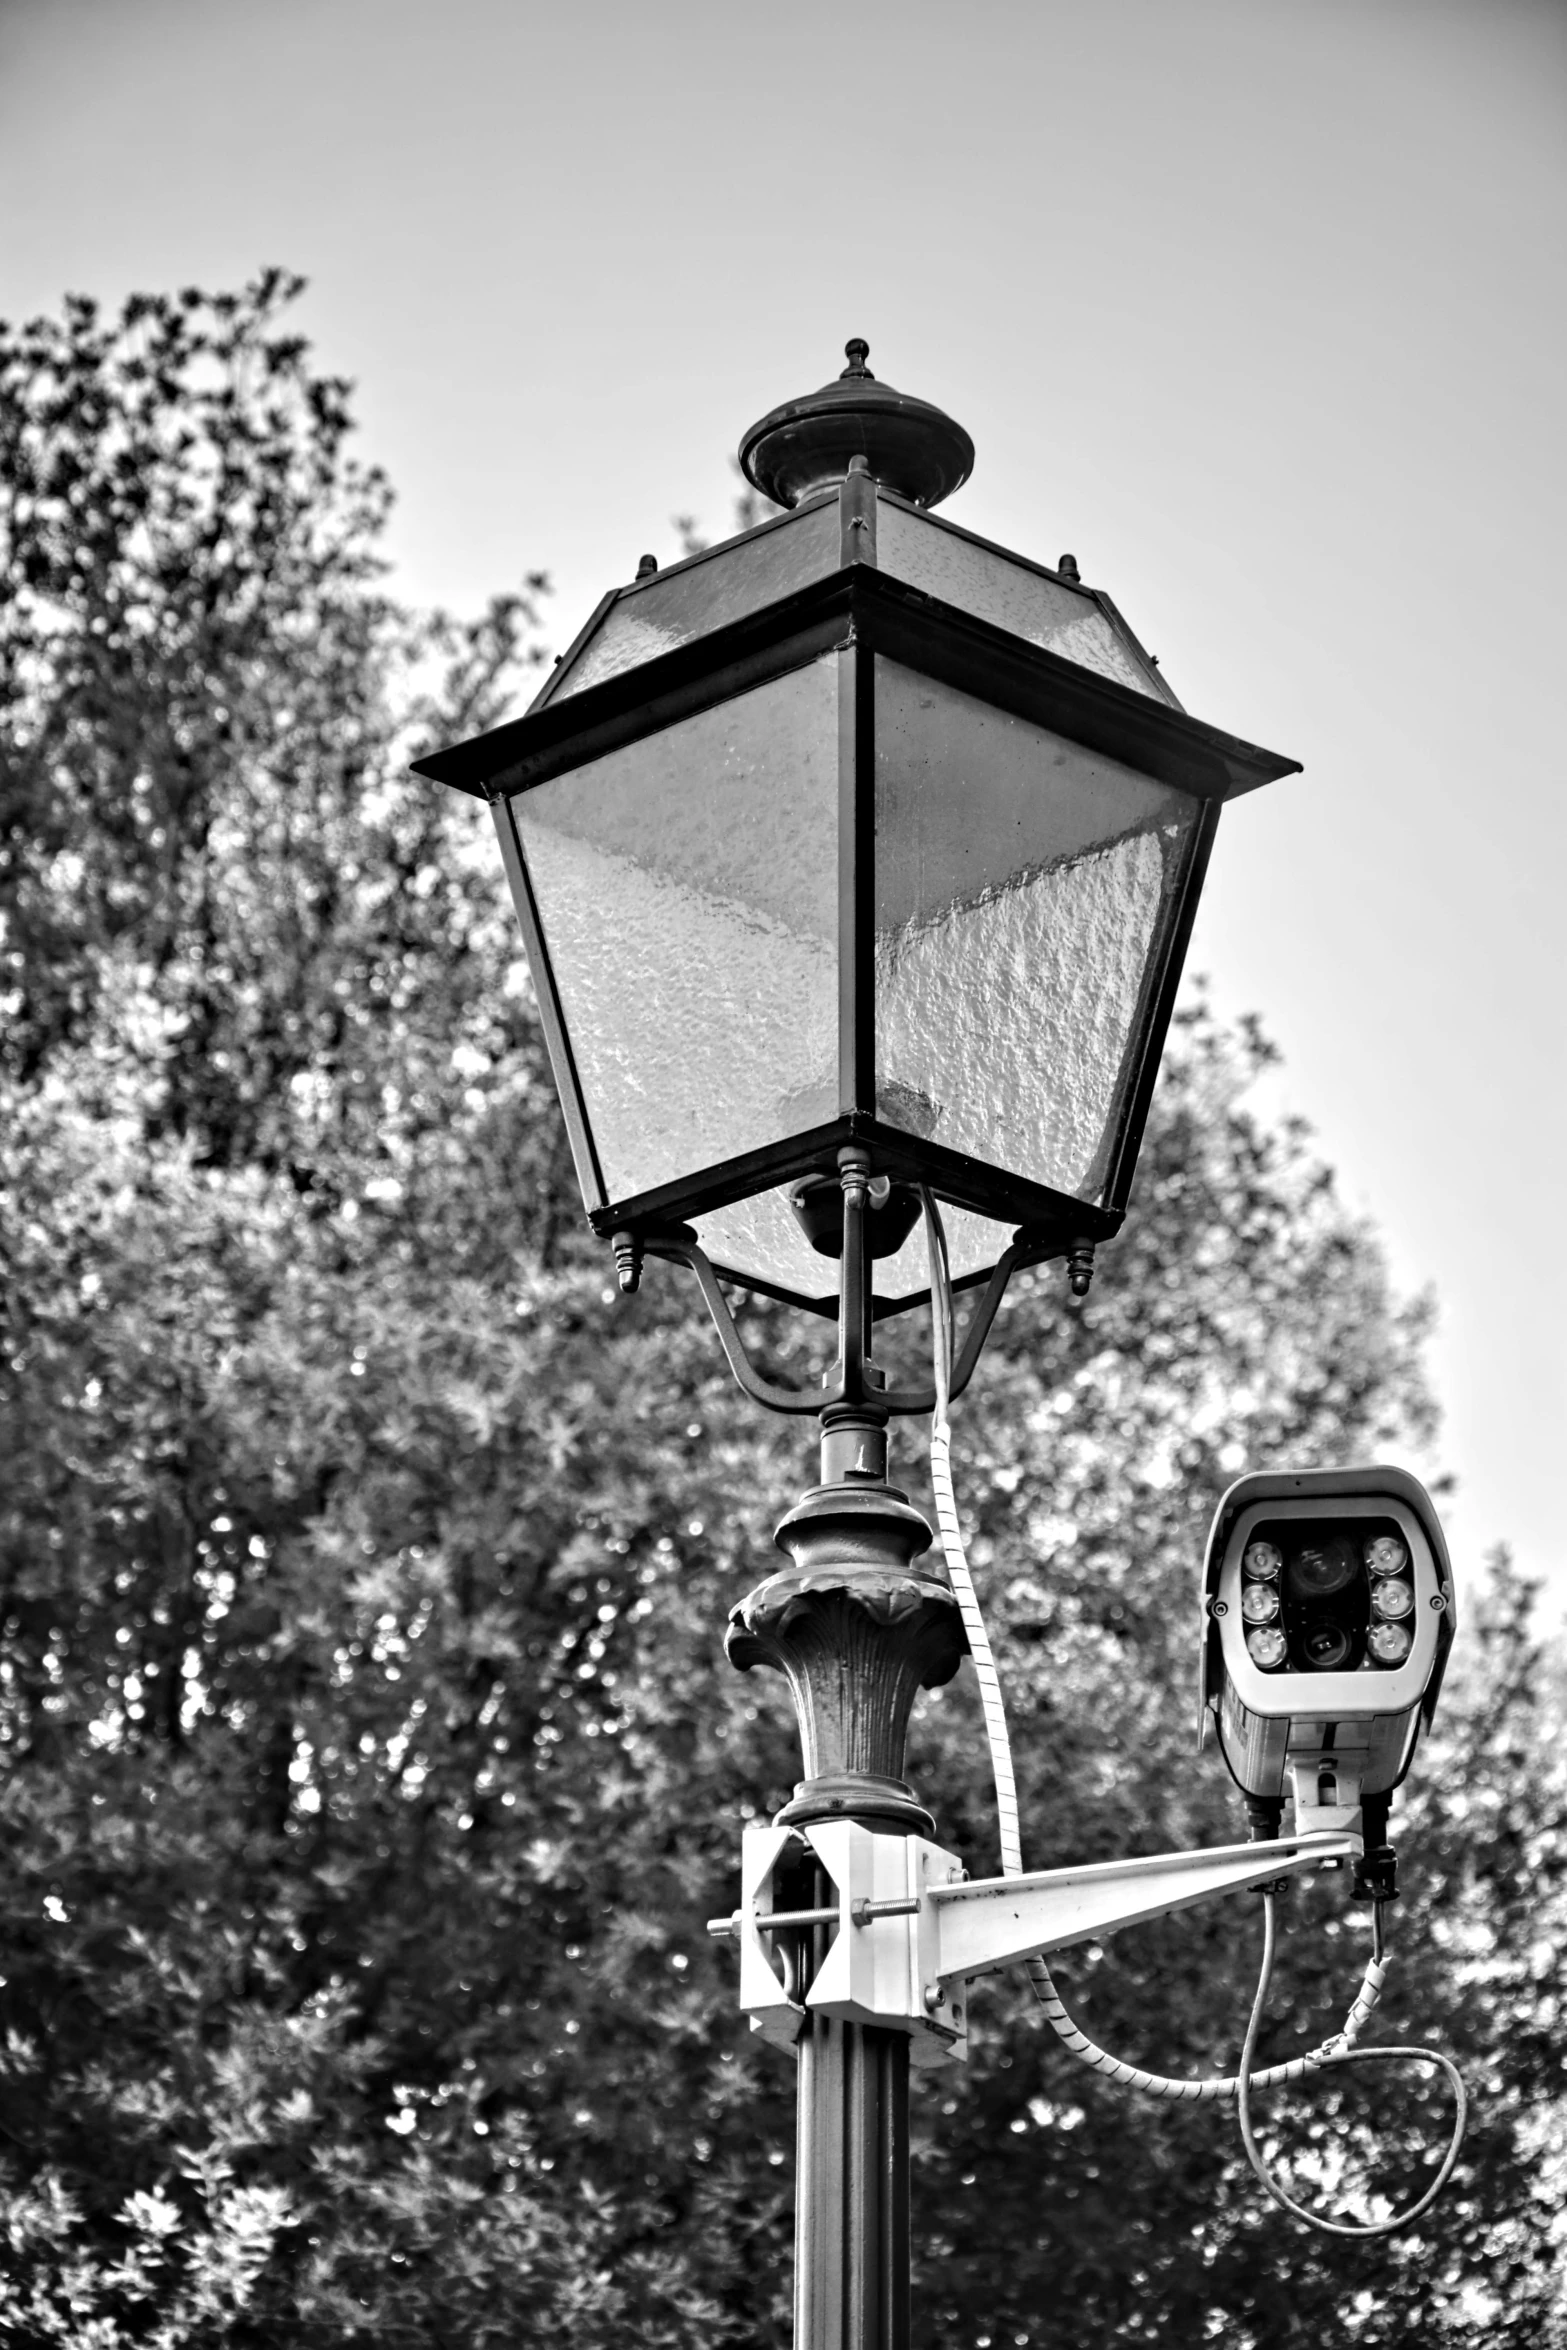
[1,277,1561,2347]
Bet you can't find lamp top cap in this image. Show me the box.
[739,340,975,513]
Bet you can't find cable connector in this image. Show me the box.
[1351,1843,1399,1903]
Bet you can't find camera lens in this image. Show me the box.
[1372,1577,1414,1620]
[1299,1619,1353,1671]
[1241,1582,1280,1624]
[1368,1621,1412,1664]
[1364,1535,1408,1577]
[1242,1541,1282,1581]
[1246,1625,1287,1668]
[1288,1536,1357,1599]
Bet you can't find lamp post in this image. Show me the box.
[414,343,1299,2350]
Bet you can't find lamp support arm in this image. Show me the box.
[645,1193,1039,1422]
[877,1240,1031,1414]
[645,1233,827,1415]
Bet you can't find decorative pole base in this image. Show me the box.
[727,1556,963,1836]
[726,1458,967,1833]
[727,1425,965,2350]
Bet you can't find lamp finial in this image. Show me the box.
[739,343,973,512]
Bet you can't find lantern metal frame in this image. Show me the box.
[414,526,1298,1324]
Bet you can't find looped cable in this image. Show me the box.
[917,1192,1467,2225]
[1238,1892,1468,2235]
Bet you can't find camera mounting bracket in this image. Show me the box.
[709,1821,1362,2066]
[1290,1754,1370,1838]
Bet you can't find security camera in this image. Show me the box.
[1198,1466,1456,1878]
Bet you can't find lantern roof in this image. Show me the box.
[419,552,1285,814]
[471,486,1187,757]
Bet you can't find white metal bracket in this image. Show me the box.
[719,1822,971,2065]
[1289,1756,1368,1839]
[734,1823,806,2052]
[925,1830,1360,1982]
[712,1823,1360,2070]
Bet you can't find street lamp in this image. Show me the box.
[415,344,1299,2347]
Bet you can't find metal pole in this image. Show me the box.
[795,1997,911,2350]
[726,1156,966,2350]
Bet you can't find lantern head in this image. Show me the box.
[414,345,1299,1318]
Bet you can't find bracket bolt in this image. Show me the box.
[611,1231,644,1295]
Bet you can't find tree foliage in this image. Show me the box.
[1,276,1562,2346]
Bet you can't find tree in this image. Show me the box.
[1,276,1562,2347]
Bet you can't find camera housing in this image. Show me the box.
[1198,1466,1456,1841]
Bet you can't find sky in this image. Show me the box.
[3,0,1563,1613]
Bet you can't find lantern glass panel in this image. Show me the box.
[876,502,1168,700]
[873,657,1201,1209]
[512,652,842,1203]
[552,499,840,699]
[692,1190,1016,1304]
